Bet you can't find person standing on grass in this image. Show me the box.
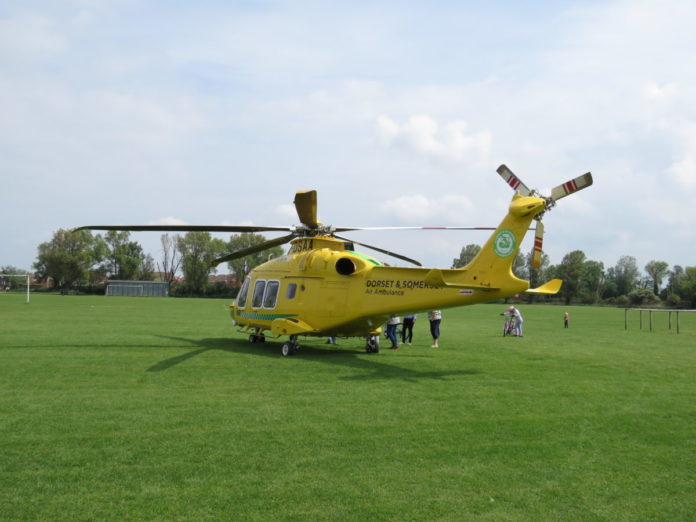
[386,315,400,350]
[563,311,569,328]
[508,306,523,337]
[428,310,442,348]
[402,313,416,345]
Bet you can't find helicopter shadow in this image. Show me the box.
[148,335,480,383]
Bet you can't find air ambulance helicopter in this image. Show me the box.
[76,164,592,356]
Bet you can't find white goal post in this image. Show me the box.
[0,273,33,304]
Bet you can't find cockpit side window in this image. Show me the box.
[262,280,280,309]
[237,276,251,308]
[251,280,266,309]
[286,283,297,300]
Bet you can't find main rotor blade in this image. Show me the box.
[550,172,593,202]
[334,226,497,232]
[294,190,318,227]
[532,220,544,269]
[497,164,532,196]
[334,234,422,267]
[211,233,296,267]
[73,225,293,233]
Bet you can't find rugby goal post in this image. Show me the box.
[0,273,32,304]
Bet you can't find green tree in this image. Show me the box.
[665,265,684,297]
[177,232,227,295]
[644,260,669,295]
[138,254,156,281]
[101,231,147,280]
[681,267,696,308]
[451,244,481,269]
[607,255,640,297]
[33,229,101,289]
[627,288,660,306]
[224,233,285,283]
[579,260,605,304]
[511,251,526,280]
[556,250,586,305]
[0,266,28,289]
[158,233,182,284]
[523,251,551,303]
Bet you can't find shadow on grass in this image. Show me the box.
[148,335,479,382]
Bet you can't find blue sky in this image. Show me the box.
[2,0,695,274]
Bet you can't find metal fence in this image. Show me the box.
[624,308,695,334]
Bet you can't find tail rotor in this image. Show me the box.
[497,164,593,269]
[532,220,544,268]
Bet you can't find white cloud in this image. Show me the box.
[0,13,68,62]
[642,82,678,100]
[275,204,298,221]
[668,155,696,189]
[147,216,189,226]
[376,115,492,165]
[381,194,475,223]
[4,0,696,272]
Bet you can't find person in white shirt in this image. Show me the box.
[428,310,442,348]
[508,306,524,337]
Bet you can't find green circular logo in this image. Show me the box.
[493,229,516,258]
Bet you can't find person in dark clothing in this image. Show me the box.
[402,314,416,345]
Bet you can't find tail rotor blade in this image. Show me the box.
[497,164,532,196]
[294,190,319,227]
[532,220,544,269]
[550,172,593,202]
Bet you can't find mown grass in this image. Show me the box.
[1,293,695,520]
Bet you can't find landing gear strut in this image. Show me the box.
[281,335,299,357]
[365,335,380,354]
[248,329,266,343]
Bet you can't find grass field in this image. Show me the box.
[1,293,695,521]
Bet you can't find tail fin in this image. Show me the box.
[428,164,592,296]
[459,193,545,291]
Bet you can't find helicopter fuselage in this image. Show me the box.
[230,194,544,339]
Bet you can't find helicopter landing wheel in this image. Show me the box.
[365,335,380,354]
[249,331,266,344]
[281,335,299,357]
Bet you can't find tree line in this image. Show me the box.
[3,230,281,297]
[4,231,695,307]
[452,244,696,308]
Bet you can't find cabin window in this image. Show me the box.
[251,280,266,309]
[263,280,280,309]
[286,283,297,300]
[237,276,251,308]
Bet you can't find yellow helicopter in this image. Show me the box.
[77,164,592,356]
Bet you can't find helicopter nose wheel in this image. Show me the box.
[365,335,380,353]
[281,335,299,356]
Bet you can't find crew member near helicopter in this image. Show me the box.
[386,315,401,350]
[402,314,416,345]
[428,310,442,348]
